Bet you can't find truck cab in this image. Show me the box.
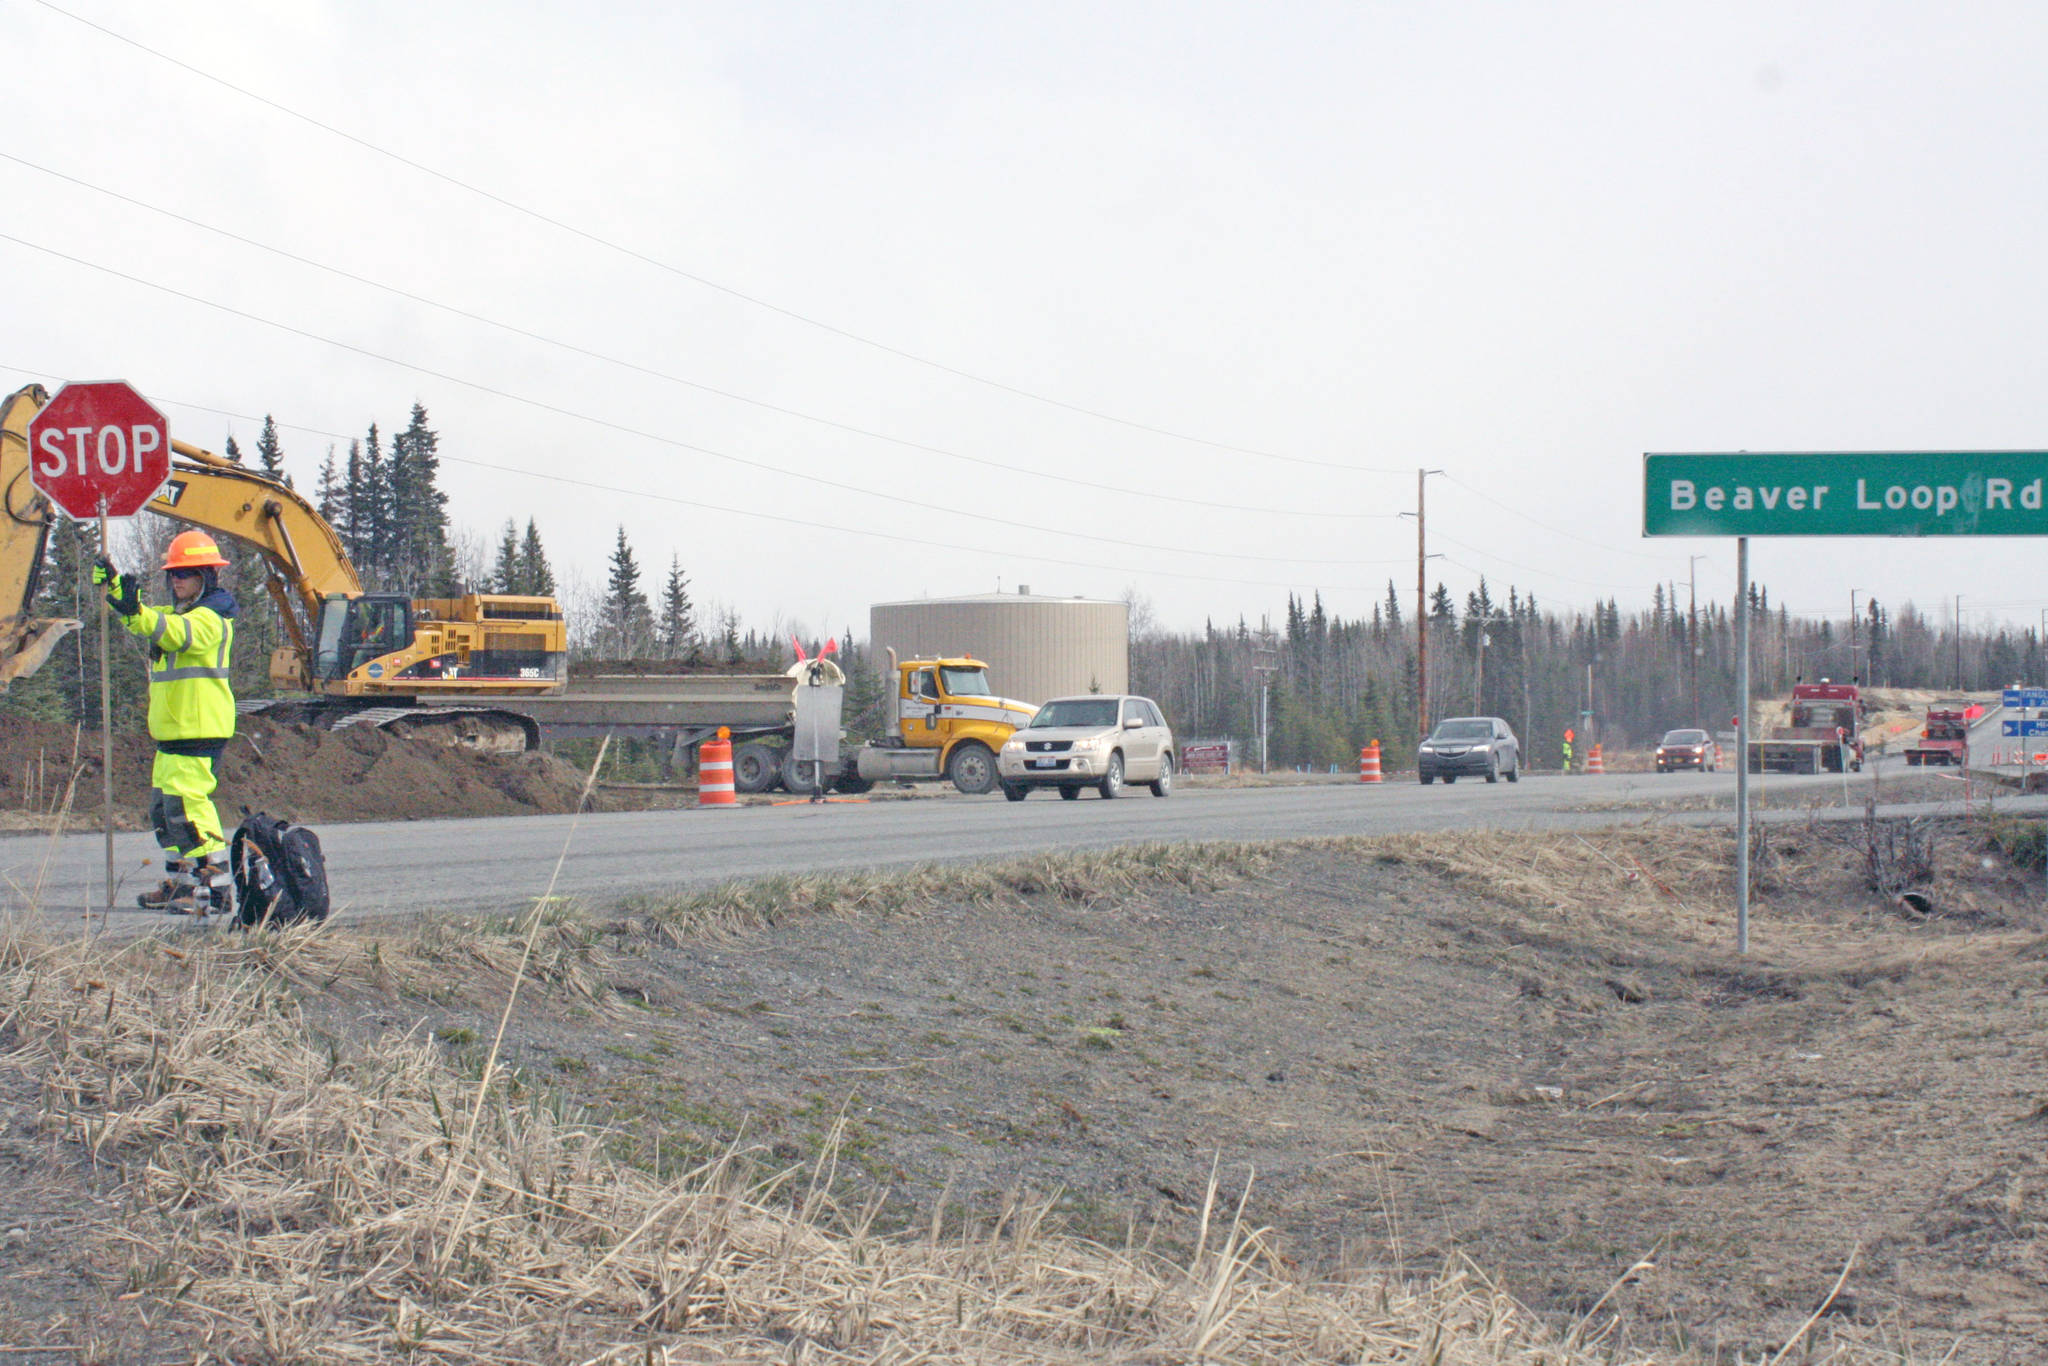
[854,654,1037,794]
[1749,679,1865,773]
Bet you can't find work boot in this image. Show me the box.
[163,852,233,919]
[137,859,189,911]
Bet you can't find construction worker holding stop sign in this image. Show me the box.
[92,530,239,916]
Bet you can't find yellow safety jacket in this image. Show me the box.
[126,586,238,743]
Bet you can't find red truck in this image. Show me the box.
[1747,680,1865,774]
[1903,706,1972,766]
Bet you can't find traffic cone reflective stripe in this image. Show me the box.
[1359,740,1382,784]
[698,735,737,808]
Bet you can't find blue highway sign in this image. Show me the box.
[2004,688,2048,709]
[2002,719,2048,737]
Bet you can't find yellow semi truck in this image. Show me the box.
[848,650,1037,794]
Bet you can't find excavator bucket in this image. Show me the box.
[0,616,82,693]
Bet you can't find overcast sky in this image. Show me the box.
[8,1,2047,641]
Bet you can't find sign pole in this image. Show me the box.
[1735,535,1750,955]
[97,503,114,914]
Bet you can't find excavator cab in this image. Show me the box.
[314,594,413,682]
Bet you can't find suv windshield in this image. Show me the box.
[1430,720,1493,742]
[938,666,991,698]
[1661,730,1708,745]
[1031,698,1121,729]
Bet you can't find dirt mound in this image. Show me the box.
[0,717,601,827]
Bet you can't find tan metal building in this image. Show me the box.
[869,591,1129,705]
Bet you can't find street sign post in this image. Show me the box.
[26,381,171,518]
[26,380,172,917]
[1645,451,2048,538]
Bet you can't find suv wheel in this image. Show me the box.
[1059,784,1081,801]
[1505,758,1518,783]
[1419,773,1434,785]
[1098,751,1125,799]
[1001,780,1027,802]
[1485,757,1499,784]
[1149,752,1173,797]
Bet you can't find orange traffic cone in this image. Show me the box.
[698,728,737,807]
[1588,743,1605,775]
[1359,740,1382,784]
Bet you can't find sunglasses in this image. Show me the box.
[166,568,204,580]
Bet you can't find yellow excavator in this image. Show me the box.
[2,382,565,744]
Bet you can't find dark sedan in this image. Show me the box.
[1417,716,1520,784]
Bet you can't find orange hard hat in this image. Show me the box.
[162,530,229,570]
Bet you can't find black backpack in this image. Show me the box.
[231,810,331,927]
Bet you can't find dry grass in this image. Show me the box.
[0,828,2000,1362]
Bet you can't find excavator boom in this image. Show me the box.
[0,384,81,692]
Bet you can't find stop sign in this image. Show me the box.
[27,380,171,518]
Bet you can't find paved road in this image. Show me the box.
[5,760,2038,926]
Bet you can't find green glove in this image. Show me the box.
[92,557,140,617]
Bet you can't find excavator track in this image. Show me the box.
[237,699,540,753]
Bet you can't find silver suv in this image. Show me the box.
[1417,716,1520,784]
[997,694,1175,800]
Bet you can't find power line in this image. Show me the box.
[0,233,1383,571]
[0,150,1388,523]
[1444,472,1674,561]
[35,0,1410,477]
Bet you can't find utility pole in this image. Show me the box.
[1413,468,1443,741]
[1955,593,1964,691]
[1253,618,1278,774]
[1849,588,1860,682]
[1416,469,1428,742]
[1688,555,1706,729]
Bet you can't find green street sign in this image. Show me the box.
[1644,451,2048,537]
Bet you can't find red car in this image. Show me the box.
[1656,728,1720,772]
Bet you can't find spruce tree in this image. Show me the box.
[387,404,453,592]
[358,424,388,586]
[489,519,520,593]
[515,519,555,597]
[602,526,652,656]
[658,556,696,659]
[255,414,286,480]
[315,446,341,523]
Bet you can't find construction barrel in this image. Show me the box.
[698,728,737,808]
[1588,743,1605,775]
[1359,740,1382,784]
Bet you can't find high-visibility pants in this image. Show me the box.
[149,750,225,859]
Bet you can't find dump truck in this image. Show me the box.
[1903,706,1971,767]
[1747,679,1865,774]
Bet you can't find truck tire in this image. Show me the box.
[732,742,780,794]
[946,741,997,795]
[781,750,823,795]
[832,772,875,795]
